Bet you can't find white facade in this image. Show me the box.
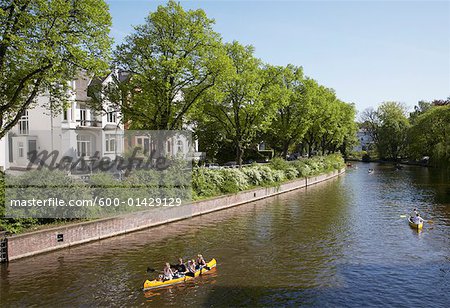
[0,137,6,171]
[0,71,205,171]
[353,128,374,152]
[1,73,124,170]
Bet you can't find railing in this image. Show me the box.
[76,120,102,127]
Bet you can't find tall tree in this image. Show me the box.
[409,100,432,124]
[301,83,356,156]
[198,41,282,166]
[0,0,112,138]
[265,65,312,158]
[409,105,450,165]
[95,0,227,131]
[360,107,381,151]
[376,102,410,160]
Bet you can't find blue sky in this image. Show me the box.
[106,0,450,114]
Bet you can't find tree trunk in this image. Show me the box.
[236,144,244,167]
[281,141,290,159]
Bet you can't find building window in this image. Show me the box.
[63,106,68,121]
[136,136,150,154]
[105,134,116,152]
[107,107,117,123]
[177,140,183,153]
[79,109,87,126]
[18,111,29,135]
[77,135,92,157]
[18,142,24,158]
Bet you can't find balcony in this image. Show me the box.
[76,119,102,128]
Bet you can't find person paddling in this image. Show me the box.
[409,208,418,219]
[413,213,424,224]
[174,258,187,277]
[196,254,207,269]
[163,262,174,281]
[186,260,196,277]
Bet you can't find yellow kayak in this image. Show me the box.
[143,258,217,291]
[408,217,423,230]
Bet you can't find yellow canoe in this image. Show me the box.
[408,217,423,230]
[143,258,217,291]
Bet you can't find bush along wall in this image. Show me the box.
[192,154,345,199]
[0,154,344,233]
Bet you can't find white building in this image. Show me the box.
[0,73,124,171]
[0,71,203,171]
[353,128,374,152]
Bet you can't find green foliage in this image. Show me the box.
[0,0,112,138]
[269,157,290,170]
[192,154,344,199]
[408,105,450,165]
[263,65,311,157]
[302,80,358,157]
[93,0,227,131]
[219,169,250,194]
[192,168,224,199]
[361,102,410,160]
[195,42,284,165]
[0,170,91,232]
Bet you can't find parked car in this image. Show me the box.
[224,161,238,168]
[205,163,220,169]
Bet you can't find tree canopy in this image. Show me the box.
[360,102,410,160]
[195,41,284,165]
[91,0,227,131]
[0,0,112,138]
[408,104,450,165]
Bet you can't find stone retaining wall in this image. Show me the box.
[6,168,345,261]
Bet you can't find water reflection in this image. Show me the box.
[1,163,449,307]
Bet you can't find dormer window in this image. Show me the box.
[107,107,117,123]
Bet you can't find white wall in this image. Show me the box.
[0,137,7,171]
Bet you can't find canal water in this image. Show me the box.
[1,163,449,307]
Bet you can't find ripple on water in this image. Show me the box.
[1,163,449,306]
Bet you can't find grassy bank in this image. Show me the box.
[0,154,345,233]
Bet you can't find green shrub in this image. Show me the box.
[241,167,263,186]
[284,166,299,179]
[269,157,289,171]
[1,154,345,230]
[272,169,286,182]
[192,168,223,198]
[219,168,249,193]
[292,160,312,177]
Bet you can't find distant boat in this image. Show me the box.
[368,169,374,174]
[394,163,403,170]
[408,217,423,230]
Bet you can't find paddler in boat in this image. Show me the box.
[163,262,174,281]
[186,260,196,277]
[409,208,418,219]
[196,254,207,269]
[173,258,187,278]
[412,213,424,224]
